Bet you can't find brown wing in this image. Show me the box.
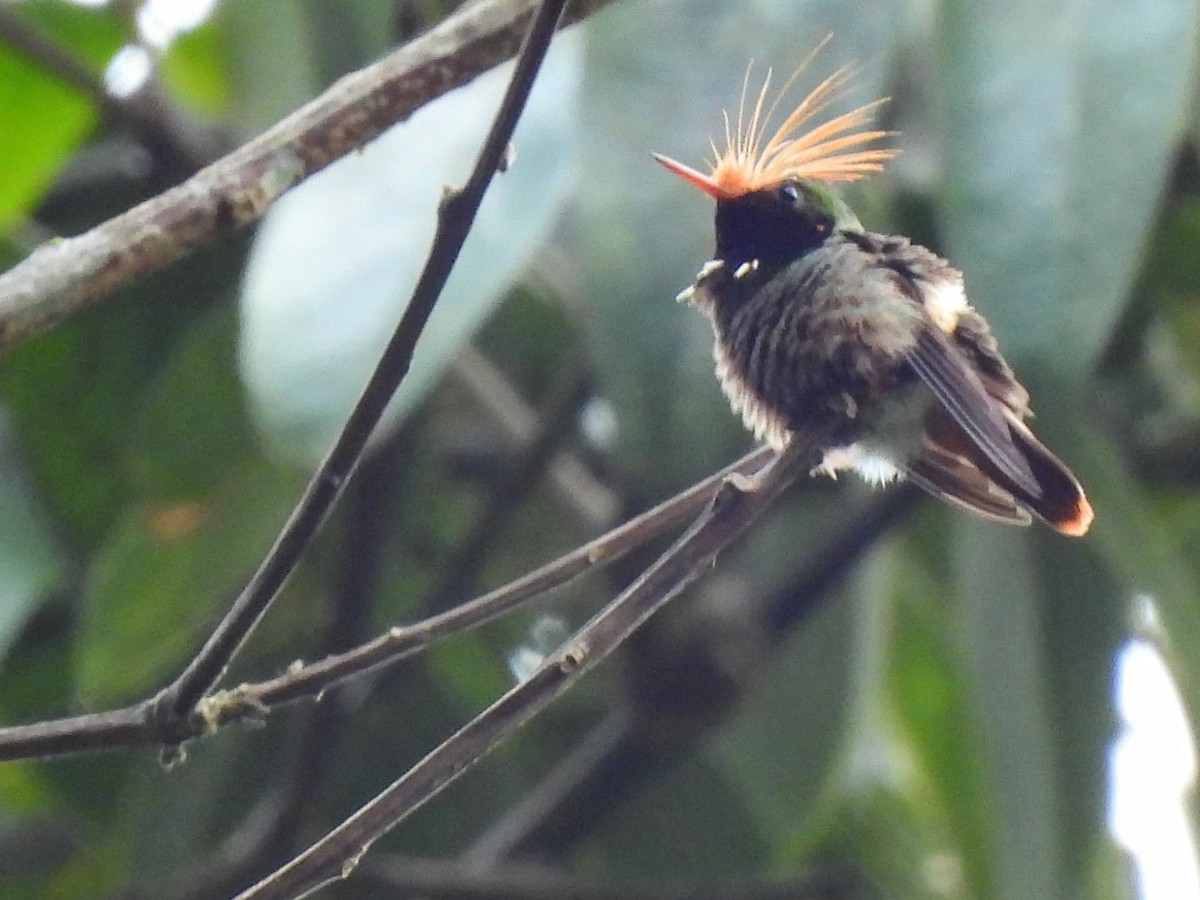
[950,309,1031,414]
[947,311,1093,534]
[906,326,1042,498]
[907,406,1092,535]
[861,233,1093,534]
[849,233,1042,496]
[906,441,1032,526]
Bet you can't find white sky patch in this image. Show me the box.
[506,614,570,683]
[103,44,153,98]
[579,396,618,451]
[136,0,220,49]
[1109,612,1200,900]
[93,0,219,98]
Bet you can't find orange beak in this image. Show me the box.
[653,153,736,200]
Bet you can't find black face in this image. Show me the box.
[713,181,836,272]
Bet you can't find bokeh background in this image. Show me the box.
[0,0,1198,898]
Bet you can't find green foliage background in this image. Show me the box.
[0,0,1198,897]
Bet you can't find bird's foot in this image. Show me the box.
[723,471,762,494]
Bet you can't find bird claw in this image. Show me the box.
[723,471,763,494]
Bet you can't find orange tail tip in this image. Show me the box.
[1052,494,1094,537]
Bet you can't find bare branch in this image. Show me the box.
[0,0,615,350]
[0,444,771,761]
[424,362,594,614]
[224,447,771,713]
[462,489,919,866]
[0,706,151,761]
[233,439,813,898]
[453,347,620,528]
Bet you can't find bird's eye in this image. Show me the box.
[778,183,800,204]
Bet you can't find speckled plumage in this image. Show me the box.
[690,231,959,460]
[670,183,1091,534]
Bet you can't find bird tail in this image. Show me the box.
[1003,415,1093,536]
[906,411,1093,536]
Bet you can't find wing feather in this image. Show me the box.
[906,327,1042,498]
[906,443,1032,526]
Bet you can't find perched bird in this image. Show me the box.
[654,57,1093,535]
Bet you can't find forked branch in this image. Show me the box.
[236,441,813,899]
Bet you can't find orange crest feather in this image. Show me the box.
[658,45,897,200]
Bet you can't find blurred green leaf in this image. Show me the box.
[724,533,986,899]
[113,728,275,890]
[127,305,256,498]
[238,28,582,465]
[77,459,302,706]
[951,522,1064,900]
[932,6,1200,894]
[816,786,965,900]
[298,0,398,83]
[936,0,1198,371]
[0,288,211,550]
[0,419,64,662]
[588,754,771,880]
[0,762,55,818]
[1148,201,1200,390]
[159,19,230,116]
[220,0,319,131]
[1068,405,1200,706]
[77,309,304,705]
[712,580,862,848]
[1089,836,1140,900]
[885,532,996,898]
[0,2,124,230]
[1149,201,1200,299]
[1033,530,1126,889]
[918,469,1122,898]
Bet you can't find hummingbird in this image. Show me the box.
[654,59,1093,535]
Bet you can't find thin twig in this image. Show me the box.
[462,713,638,867]
[206,449,769,710]
[464,488,921,866]
[147,0,577,741]
[0,446,772,761]
[233,439,812,899]
[425,363,593,614]
[0,0,616,350]
[453,347,619,528]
